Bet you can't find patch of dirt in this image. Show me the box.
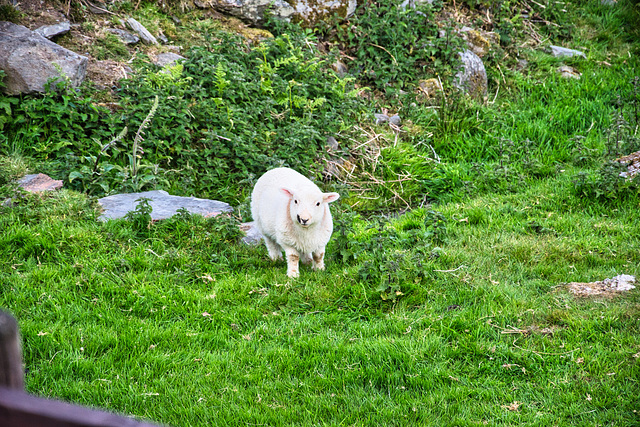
[568,274,636,298]
[12,0,69,29]
[87,59,131,89]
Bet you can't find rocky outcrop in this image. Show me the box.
[0,21,88,95]
[204,0,356,26]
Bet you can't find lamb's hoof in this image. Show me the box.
[287,270,300,278]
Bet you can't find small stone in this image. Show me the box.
[157,29,168,44]
[106,28,140,45]
[375,113,390,124]
[240,221,263,245]
[454,49,488,100]
[153,52,185,68]
[34,22,71,39]
[155,53,185,69]
[17,174,63,193]
[389,115,401,126]
[557,65,581,79]
[603,274,635,291]
[549,45,586,59]
[125,18,158,45]
[326,136,339,151]
[617,150,640,178]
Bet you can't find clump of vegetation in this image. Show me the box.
[330,0,464,90]
[0,3,22,23]
[572,78,640,201]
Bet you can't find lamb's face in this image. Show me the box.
[282,188,340,228]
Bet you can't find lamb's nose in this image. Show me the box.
[297,215,309,225]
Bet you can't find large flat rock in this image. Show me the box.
[98,190,233,221]
[0,21,88,95]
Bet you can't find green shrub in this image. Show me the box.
[332,0,463,90]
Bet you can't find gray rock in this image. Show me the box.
[106,28,140,45]
[374,113,390,124]
[97,190,233,221]
[389,115,401,126]
[207,0,356,26]
[549,45,586,59]
[0,22,88,95]
[125,18,158,45]
[454,49,488,99]
[601,0,616,5]
[240,221,263,245]
[326,136,339,151]
[34,22,71,39]
[153,52,185,68]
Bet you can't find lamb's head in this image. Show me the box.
[282,188,340,228]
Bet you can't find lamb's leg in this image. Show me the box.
[263,236,283,261]
[284,247,300,278]
[311,249,325,271]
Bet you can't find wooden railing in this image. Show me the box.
[0,311,163,427]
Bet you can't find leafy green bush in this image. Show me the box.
[0,31,366,203]
[114,31,365,202]
[332,0,463,90]
[331,207,447,301]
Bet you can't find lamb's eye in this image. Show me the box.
[316,202,320,206]
[294,199,298,204]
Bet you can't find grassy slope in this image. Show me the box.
[1,0,640,426]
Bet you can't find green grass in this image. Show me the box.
[1,178,638,426]
[1,0,640,425]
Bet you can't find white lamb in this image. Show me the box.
[251,167,340,278]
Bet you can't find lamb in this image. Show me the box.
[251,167,340,278]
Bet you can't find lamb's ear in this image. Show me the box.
[323,192,340,203]
[281,188,294,198]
